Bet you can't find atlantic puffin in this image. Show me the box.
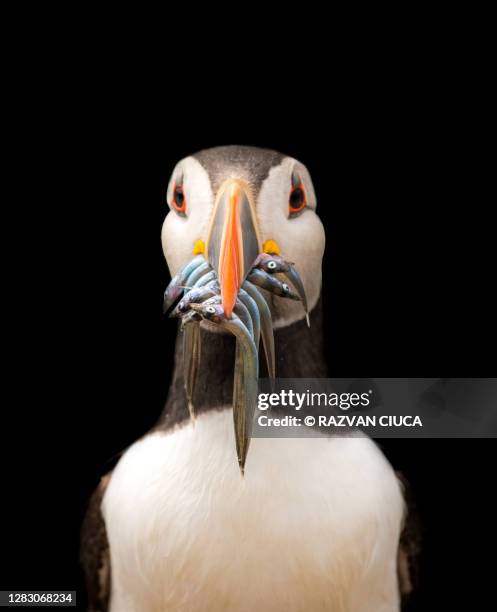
[81,146,418,611]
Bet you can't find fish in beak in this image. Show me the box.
[163,179,310,472]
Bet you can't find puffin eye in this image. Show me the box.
[288,180,307,217]
[267,260,277,270]
[206,305,216,315]
[171,182,187,215]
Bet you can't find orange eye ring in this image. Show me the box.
[288,181,307,216]
[171,181,187,215]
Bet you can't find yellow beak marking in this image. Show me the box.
[262,239,281,255]
[193,239,205,255]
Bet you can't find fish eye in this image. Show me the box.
[267,260,277,270]
[282,283,289,292]
[171,180,187,216]
[206,305,216,314]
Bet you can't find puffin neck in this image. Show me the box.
[156,297,326,431]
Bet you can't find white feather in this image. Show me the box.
[103,410,404,611]
[256,158,325,329]
[162,156,214,276]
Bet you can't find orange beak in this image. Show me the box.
[207,180,260,318]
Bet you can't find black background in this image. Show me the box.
[2,80,495,610]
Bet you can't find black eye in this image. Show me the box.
[171,183,186,214]
[174,187,184,206]
[289,187,306,213]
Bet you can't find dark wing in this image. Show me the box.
[81,473,112,612]
[397,471,421,604]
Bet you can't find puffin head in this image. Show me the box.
[162,146,325,328]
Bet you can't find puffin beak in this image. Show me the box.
[206,180,261,318]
